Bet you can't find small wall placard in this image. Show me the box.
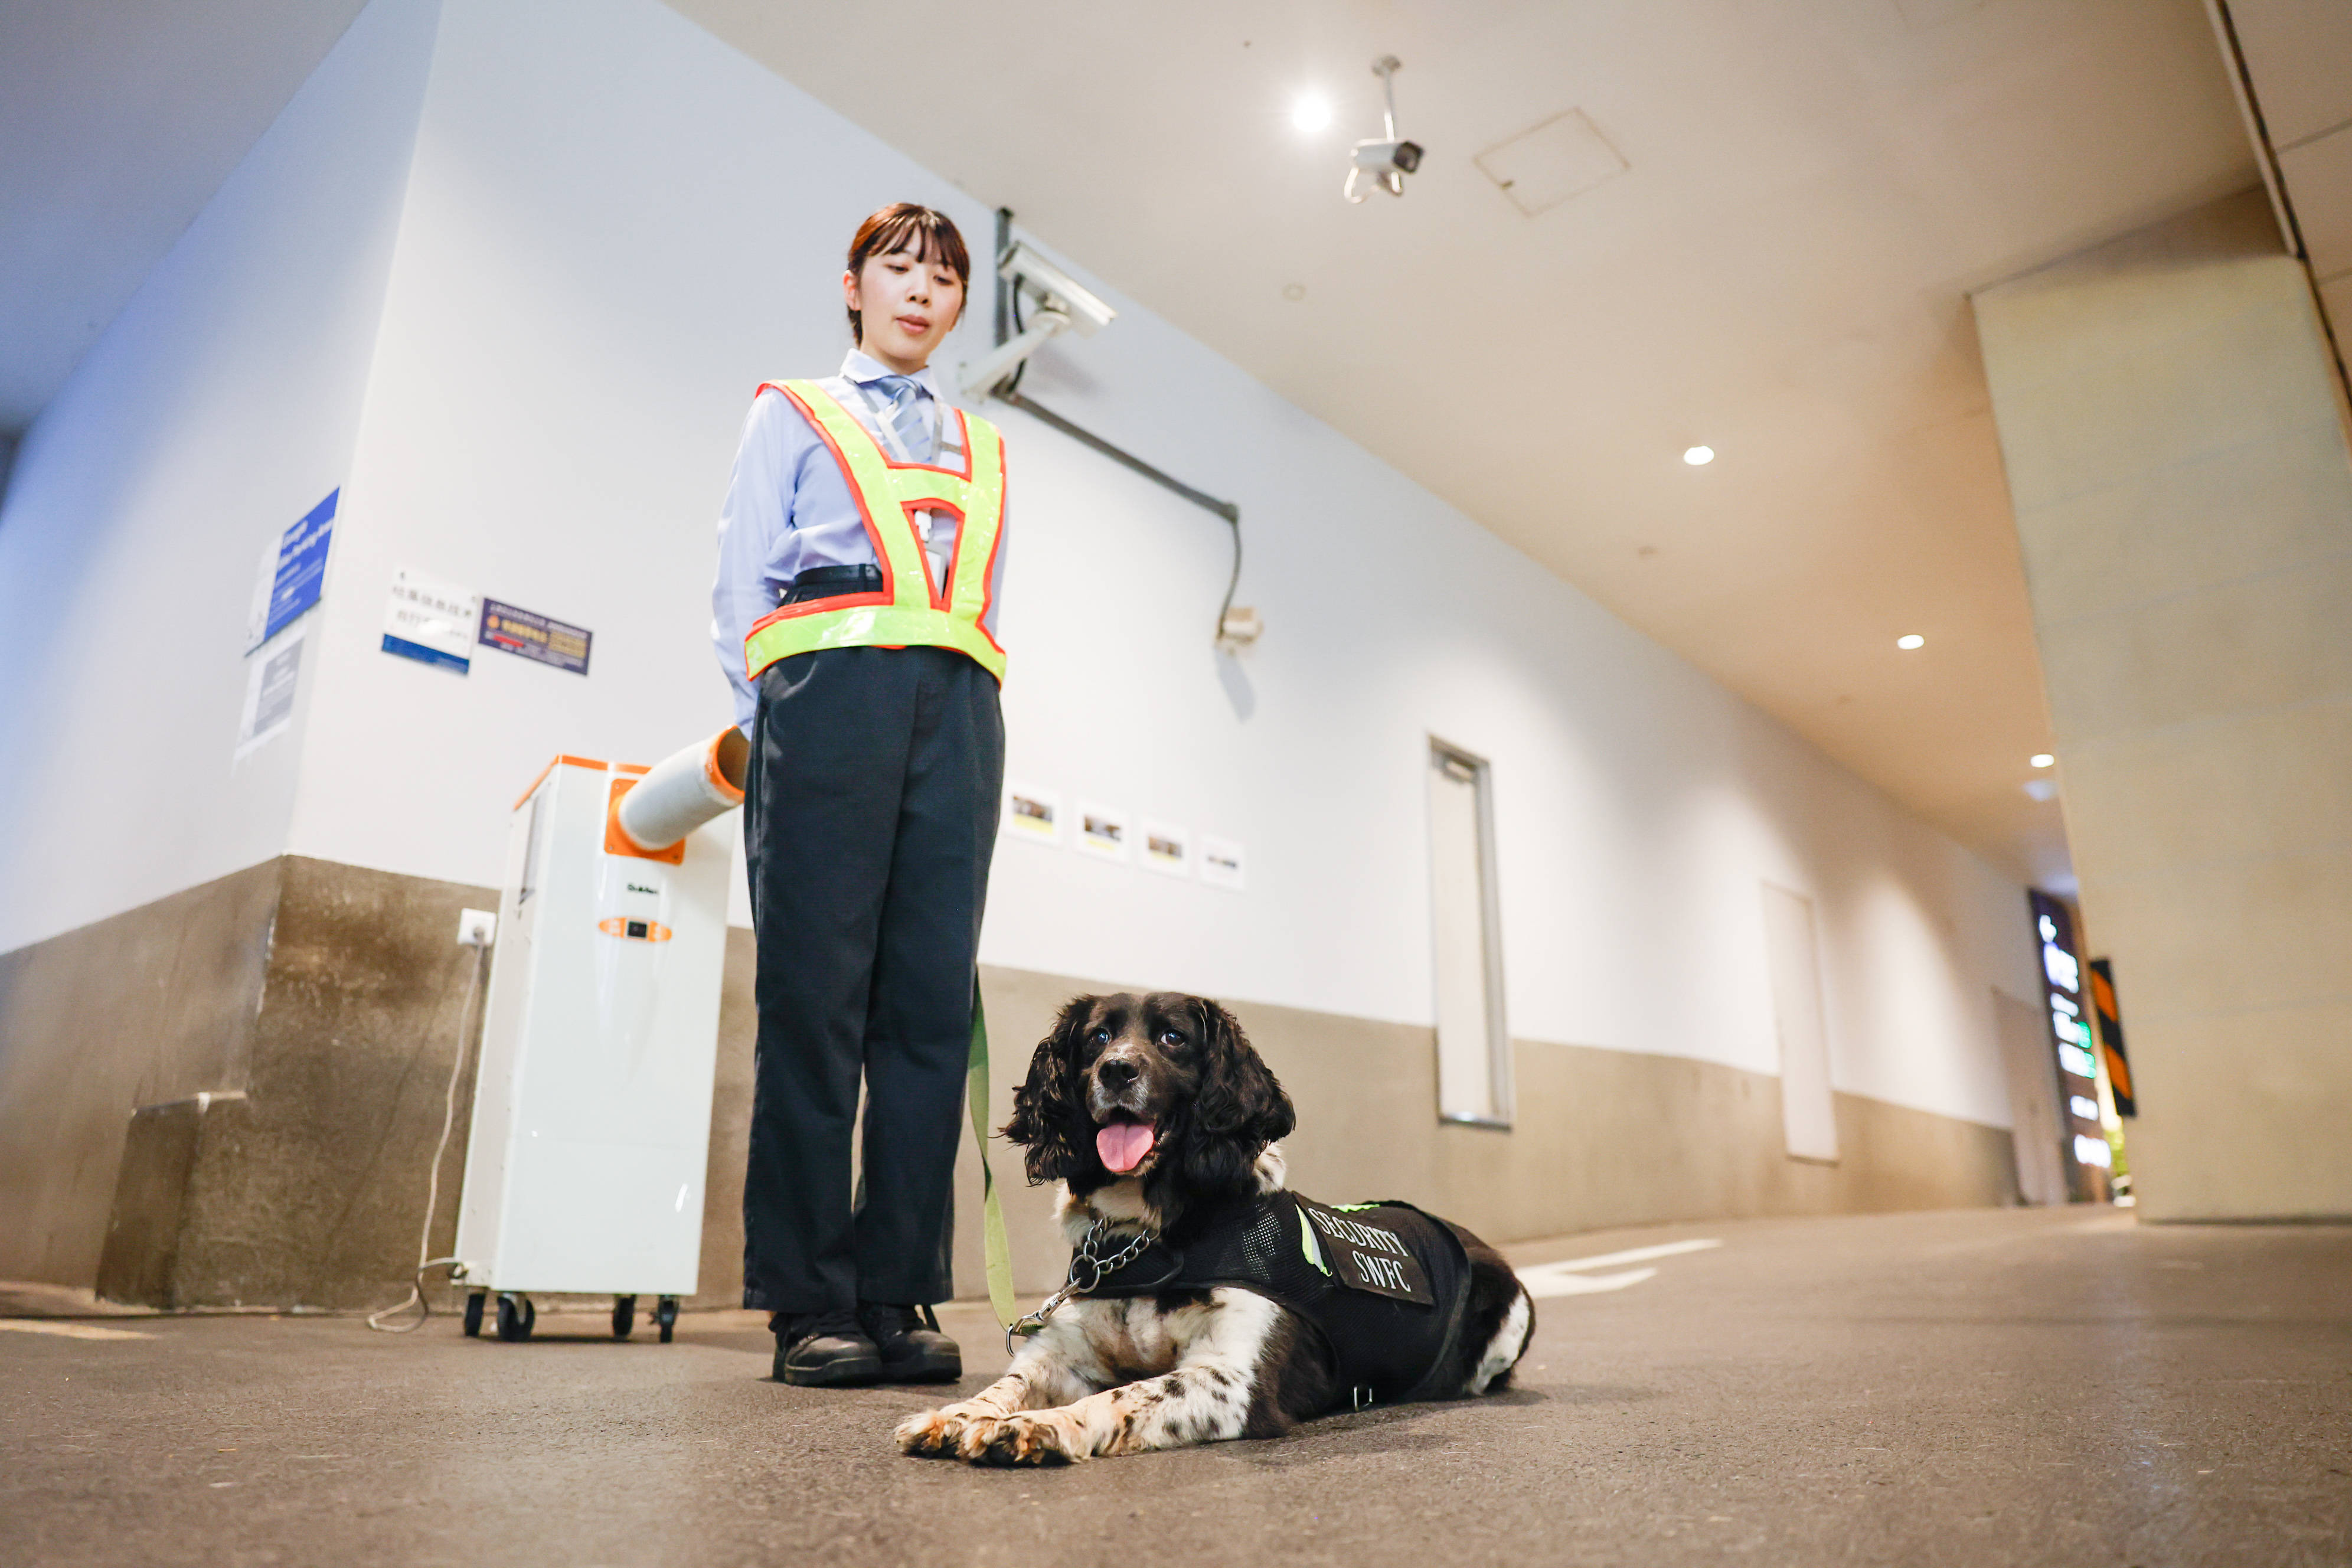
[1141,820,1191,877]
[479,597,592,675]
[1199,835,1246,891]
[1002,782,1061,846]
[383,567,480,674]
[1077,802,1132,862]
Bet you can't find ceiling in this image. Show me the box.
[0,0,2260,887]
[2216,0,2352,349]
[0,1,369,430]
[667,0,2257,888]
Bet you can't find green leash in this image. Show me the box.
[968,983,1020,1328]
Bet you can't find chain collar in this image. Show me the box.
[1006,1218,1158,1353]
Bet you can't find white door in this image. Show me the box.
[1429,745,1507,1125]
[1993,986,2070,1206]
[1761,883,1838,1162]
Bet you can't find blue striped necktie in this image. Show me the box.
[870,375,936,463]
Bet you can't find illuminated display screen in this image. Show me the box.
[2029,890,2111,1197]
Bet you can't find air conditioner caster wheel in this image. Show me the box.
[496,1293,535,1342]
[612,1295,637,1340]
[655,1296,679,1343]
[462,1291,486,1338]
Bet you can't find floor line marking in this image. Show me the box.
[0,1319,154,1340]
[1517,1238,1723,1276]
[1523,1266,1659,1299]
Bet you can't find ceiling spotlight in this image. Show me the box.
[1291,94,1332,133]
[1682,445,1714,466]
[2030,753,2054,769]
[1344,56,1423,202]
[1896,634,1925,650]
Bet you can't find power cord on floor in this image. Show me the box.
[366,943,488,1332]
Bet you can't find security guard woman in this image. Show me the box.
[710,204,1007,1386]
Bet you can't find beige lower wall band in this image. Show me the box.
[0,855,2015,1310]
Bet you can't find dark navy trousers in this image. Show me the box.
[740,645,1004,1315]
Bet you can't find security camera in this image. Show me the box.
[1344,57,1422,203]
[959,241,1117,396]
[1352,138,1423,182]
[1000,243,1115,337]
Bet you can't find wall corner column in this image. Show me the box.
[1973,188,2352,1221]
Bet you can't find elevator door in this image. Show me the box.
[1761,883,1838,1162]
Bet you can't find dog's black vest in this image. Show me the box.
[1079,1193,1474,1410]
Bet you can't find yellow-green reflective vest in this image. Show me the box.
[741,380,1008,685]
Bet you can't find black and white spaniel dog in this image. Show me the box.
[896,992,1533,1465]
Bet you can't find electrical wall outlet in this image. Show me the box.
[457,908,498,948]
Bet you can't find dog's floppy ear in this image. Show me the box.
[1177,998,1295,1193]
[1002,996,1092,1184]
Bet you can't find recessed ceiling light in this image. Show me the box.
[1896,634,1925,649]
[1682,445,1714,466]
[2030,753,2054,769]
[1291,94,1332,133]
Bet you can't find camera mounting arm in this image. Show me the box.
[1345,55,1423,203]
[956,309,1070,397]
[956,241,1114,396]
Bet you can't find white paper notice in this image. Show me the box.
[1199,835,1246,891]
[382,566,480,674]
[245,533,282,652]
[1002,782,1061,846]
[1077,802,1132,862]
[1141,820,1191,877]
[236,628,304,761]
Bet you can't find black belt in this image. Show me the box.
[782,564,883,604]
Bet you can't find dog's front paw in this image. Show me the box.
[959,1412,1083,1466]
[894,1407,971,1457]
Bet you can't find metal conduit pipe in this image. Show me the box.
[982,208,1255,650]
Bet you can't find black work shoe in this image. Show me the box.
[859,1301,962,1384]
[772,1309,881,1387]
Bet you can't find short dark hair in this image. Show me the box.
[845,204,971,342]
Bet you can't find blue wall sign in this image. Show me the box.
[254,490,337,649]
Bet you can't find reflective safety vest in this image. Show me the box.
[742,379,1008,685]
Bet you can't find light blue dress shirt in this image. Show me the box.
[710,349,1009,732]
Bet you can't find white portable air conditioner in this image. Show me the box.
[450,742,739,1342]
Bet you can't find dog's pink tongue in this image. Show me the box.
[1096,1121,1156,1174]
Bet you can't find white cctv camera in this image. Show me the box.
[959,242,1116,396]
[1344,57,1422,203]
[1001,243,1115,337]
[1350,138,1423,191]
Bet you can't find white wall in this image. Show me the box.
[8,0,2041,1131]
[0,0,442,955]
[291,0,2036,1128]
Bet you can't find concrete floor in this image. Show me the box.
[5,1207,2349,1567]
